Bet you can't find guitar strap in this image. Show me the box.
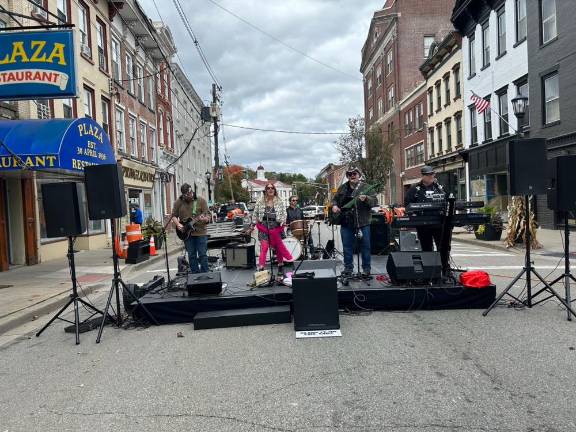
[191,200,198,216]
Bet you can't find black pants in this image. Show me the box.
[416,227,443,252]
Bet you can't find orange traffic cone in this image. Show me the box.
[149,236,157,256]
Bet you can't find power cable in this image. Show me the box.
[203,0,360,81]
[222,123,349,135]
[164,0,221,89]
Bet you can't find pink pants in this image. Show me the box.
[258,240,283,268]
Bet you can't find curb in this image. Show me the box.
[0,282,105,336]
[0,246,184,336]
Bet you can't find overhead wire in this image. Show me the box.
[203,0,360,81]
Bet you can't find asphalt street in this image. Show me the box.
[2,223,576,432]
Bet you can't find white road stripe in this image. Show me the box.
[451,253,513,257]
[465,265,576,270]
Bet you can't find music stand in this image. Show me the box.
[36,236,108,345]
[483,195,576,319]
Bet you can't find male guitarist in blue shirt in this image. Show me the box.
[171,183,211,273]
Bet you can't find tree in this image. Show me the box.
[334,116,394,192]
[214,165,250,203]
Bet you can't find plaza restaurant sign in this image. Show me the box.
[0,30,77,100]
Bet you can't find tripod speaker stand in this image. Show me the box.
[483,195,576,319]
[36,237,108,345]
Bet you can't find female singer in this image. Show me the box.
[251,182,292,275]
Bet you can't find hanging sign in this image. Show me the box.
[0,30,77,100]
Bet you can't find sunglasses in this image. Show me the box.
[346,172,359,177]
[265,186,275,190]
[290,199,297,202]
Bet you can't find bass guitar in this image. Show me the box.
[176,214,207,241]
[329,182,381,225]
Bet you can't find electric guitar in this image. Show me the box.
[176,214,207,241]
[330,182,381,225]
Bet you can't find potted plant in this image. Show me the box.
[475,207,504,241]
[141,217,164,249]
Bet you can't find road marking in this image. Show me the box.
[451,253,513,257]
[464,265,576,270]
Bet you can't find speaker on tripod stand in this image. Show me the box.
[484,139,576,319]
[35,182,107,345]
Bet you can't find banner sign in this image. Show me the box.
[0,118,115,172]
[0,30,77,100]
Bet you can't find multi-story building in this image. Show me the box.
[398,83,427,199]
[153,23,177,221]
[171,62,212,203]
[242,166,292,208]
[452,0,528,213]
[420,31,466,199]
[360,0,454,205]
[0,0,114,270]
[525,0,576,228]
[110,0,162,227]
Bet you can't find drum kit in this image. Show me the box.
[284,219,310,262]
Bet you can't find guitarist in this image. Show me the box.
[171,183,211,273]
[331,166,377,278]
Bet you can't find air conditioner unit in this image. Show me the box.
[81,44,92,57]
[209,102,220,118]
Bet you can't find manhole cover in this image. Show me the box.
[0,285,13,289]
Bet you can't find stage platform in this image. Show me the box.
[132,278,496,325]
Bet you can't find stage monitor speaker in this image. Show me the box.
[507,138,547,195]
[84,163,127,220]
[42,182,86,238]
[292,269,339,332]
[187,272,223,296]
[547,155,576,211]
[297,259,337,274]
[386,252,442,284]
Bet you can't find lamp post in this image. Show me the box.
[511,94,529,137]
[205,170,212,203]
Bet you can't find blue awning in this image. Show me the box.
[0,118,116,172]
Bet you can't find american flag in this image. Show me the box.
[471,93,490,114]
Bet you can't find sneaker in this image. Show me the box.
[341,269,353,278]
[362,270,371,279]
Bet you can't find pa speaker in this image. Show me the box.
[386,252,442,284]
[507,138,547,195]
[370,215,390,255]
[42,182,86,238]
[84,163,127,220]
[292,269,339,331]
[547,156,576,211]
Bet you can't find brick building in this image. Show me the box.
[360,0,455,205]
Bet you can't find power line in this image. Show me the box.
[222,123,349,135]
[204,0,360,81]
[168,0,222,89]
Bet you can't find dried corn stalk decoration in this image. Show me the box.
[505,196,542,249]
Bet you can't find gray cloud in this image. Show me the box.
[139,0,383,177]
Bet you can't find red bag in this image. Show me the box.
[459,271,492,289]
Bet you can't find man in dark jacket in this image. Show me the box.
[332,166,377,277]
[286,195,314,257]
[404,165,447,251]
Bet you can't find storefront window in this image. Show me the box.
[470,173,509,216]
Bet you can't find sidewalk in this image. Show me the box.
[0,235,183,335]
[452,226,569,255]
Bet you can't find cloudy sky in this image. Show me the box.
[139,0,384,178]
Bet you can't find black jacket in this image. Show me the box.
[404,180,446,206]
[332,181,378,227]
[286,206,304,225]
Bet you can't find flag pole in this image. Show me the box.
[470,90,519,135]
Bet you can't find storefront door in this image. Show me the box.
[0,179,8,271]
[22,178,38,266]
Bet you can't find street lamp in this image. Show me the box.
[205,170,212,202]
[511,94,529,136]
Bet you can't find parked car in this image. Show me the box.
[302,205,324,219]
[216,203,250,223]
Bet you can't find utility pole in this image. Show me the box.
[212,83,220,171]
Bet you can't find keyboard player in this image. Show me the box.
[404,166,447,252]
